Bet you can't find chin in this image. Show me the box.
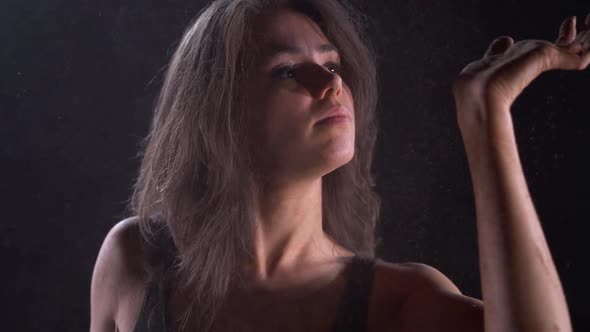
[319,140,355,175]
[325,132,355,157]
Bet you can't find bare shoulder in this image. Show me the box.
[90,216,148,332]
[376,261,461,292]
[373,260,484,332]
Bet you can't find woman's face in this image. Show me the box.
[247,8,356,183]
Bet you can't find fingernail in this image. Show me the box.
[563,16,576,30]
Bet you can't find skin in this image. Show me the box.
[239,8,358,285]
[450,14,590,332]
[90,8,590,332]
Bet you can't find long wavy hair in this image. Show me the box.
[126,0,381,330]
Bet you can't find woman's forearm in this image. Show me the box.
[459,108,572,332]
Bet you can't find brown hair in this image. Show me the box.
[126,0,381,330]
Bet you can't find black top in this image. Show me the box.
[133,255,376,332]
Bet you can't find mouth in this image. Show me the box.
[315,115,350,126]
[314,106,351,125]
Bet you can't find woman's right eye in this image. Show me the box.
[272,65,296,80]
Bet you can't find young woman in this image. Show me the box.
[90,0,590,331]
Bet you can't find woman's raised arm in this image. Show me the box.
[449,13,590,332]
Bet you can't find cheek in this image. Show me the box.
[343,84,354,105]
[254,92,308,144]
[342,85,356,120]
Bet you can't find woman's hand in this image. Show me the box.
[452,14,590,132]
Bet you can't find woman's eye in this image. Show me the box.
[325,62,342,74]
[273,65,296,80]
[272,62,343,80]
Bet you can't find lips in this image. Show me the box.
[315,106,351,125]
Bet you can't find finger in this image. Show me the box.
[550,46,590,71]
[574,13,590,50]
[555,16,576,45]
[483,36,514,58]
[580,29,590,51]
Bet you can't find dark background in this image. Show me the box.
[2,0,589,330]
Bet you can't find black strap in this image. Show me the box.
[331,256,376,332]
[133,256,376,332]
[132,280,167,332]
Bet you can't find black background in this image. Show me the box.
[2,0,589,330]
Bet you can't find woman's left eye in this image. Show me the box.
[325,62,342,74]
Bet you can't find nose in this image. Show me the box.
[294,63,343,100]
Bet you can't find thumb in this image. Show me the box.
[483,36,514,58]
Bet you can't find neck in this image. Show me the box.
[244,177,346,283]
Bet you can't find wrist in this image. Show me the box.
[457,102,513,141]
[456,103,518,165]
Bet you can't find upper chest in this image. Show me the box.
[119,260,415,332]
[164,261,411,332]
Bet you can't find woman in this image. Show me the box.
[90,0,590,331]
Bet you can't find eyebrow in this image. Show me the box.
[262,42,339,61]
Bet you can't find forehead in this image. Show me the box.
[253,8,335,56]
